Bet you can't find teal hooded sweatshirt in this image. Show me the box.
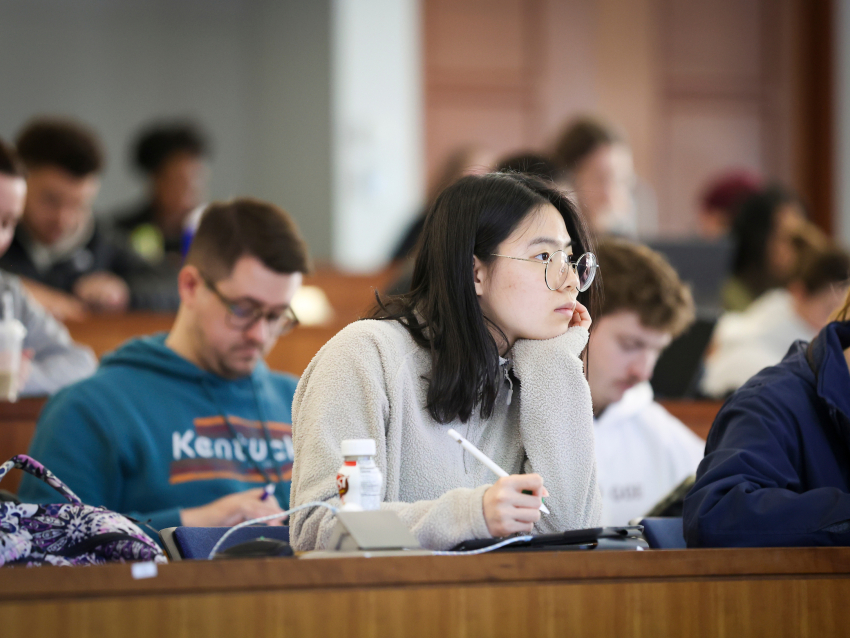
[18,334,298,535]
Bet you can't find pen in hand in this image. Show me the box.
[446,428,550,514]
[260,483,275,501]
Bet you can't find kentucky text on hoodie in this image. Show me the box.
[17,333,298,538]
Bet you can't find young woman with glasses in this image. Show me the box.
[289,172,601,551]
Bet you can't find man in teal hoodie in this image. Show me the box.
[18,197,312,536]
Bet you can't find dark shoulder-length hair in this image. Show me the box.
[371,172,597,424]
[730,185,802,295]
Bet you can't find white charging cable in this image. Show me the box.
[208,504,536,559]
[431,535,535,555]
[207,501,339,560]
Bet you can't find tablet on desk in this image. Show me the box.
[452,526,647,552]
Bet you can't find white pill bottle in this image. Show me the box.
[336,439,382,511]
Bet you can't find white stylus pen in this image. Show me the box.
[447,428,550,514]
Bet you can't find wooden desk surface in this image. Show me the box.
[1,547,848,637]
[0,397,47,493]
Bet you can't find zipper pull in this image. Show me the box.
[504,366,513,405]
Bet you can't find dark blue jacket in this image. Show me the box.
[684,321,850,547]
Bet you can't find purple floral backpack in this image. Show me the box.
[0,455,166,567]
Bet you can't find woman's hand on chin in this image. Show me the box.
[568,300,591,330]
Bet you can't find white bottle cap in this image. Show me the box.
[341,439,376,457]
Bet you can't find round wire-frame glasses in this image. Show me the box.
[490,251,598,292]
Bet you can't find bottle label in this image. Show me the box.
[359,464,382,511]
[337,457,382,511]
[336,472,349,498]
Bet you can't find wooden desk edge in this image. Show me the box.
[2,546,849,602]
[0,396,48,422]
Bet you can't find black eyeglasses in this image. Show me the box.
[201,273,299,336]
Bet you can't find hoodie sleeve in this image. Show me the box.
[510,326,602,532]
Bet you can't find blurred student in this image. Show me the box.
[552,116,636,237]
[391,145,495,262]
[291,173,601,551]
[702,244,850,398]
[19,198,310,536]
[0,139,96,397]
[684,285,850,547]
[115,121,210,264]
[588,239,703,526]
[697,169,762,240]
[722,185,820,312]
[0,118,151,320]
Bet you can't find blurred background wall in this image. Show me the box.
[0,0,337,259]
[0,0,844,267]
[424,0,829,237]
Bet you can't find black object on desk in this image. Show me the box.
[159,525,291,560]
[214,537,294,559]
[452,526,647,552]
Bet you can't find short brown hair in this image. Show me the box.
[597,238,695,338]
[553,116,623,174]
[0,139,24,177]
[16,118,104,177]
[186,198,312,281]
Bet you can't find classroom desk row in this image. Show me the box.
[0,264,721,492]
[0,395,721,496]
[1,545,848,636]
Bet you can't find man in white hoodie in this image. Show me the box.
[589,239,704,525]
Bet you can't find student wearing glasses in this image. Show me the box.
[290,172,601,551]
[18,199,310,538]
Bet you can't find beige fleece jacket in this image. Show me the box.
[289,319,601,551]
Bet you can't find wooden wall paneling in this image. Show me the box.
[425,0,817,238]
[426,100,529,178]
[761,0,805,194]
[656,0,773,235]
[426,0,528,82]
[534,0,599,145]
[663,102,765,233]
[666,0,763,83]
[797,0,835,234]
[424,0,544,183]
[595,0,663,192]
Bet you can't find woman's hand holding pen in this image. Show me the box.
[482,474,549,537]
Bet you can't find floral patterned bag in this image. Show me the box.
[0,455,166,567]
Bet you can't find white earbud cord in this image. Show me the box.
[207,502,536,559]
